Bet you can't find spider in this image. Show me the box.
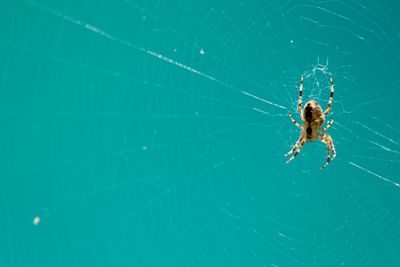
[285,75,336,169]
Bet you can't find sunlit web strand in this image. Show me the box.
[356,121,399,147]
[241,91,287,110]
[349,161,400,188]
[368,140,400,155]
[252,107,270,115]
[25,0,287,110]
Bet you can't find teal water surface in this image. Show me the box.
[1,1,400,266]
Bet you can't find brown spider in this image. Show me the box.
[285,76,336,169]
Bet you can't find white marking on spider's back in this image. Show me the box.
[349,161,400,188]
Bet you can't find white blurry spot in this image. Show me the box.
[200,49,205,55]
[290,39,294,44]
[173,48,177,52]
[142,145,148,150]
[33,216,40,226]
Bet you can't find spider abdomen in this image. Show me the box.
[302,100,325,141]
[303,101,324,128]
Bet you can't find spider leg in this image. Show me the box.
[317,132,336,169]
[285,134,303,156]
[320,118,334,131]
[324,76,334,115]
[288,112,302,129]
[298,76,303,114]
[286,139,306,164]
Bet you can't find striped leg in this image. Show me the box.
[320,118,334,131]
[298,76,303,114]
[286,139,306,164]
[324,76,334,115]
[285,134,304,156]
[288,112,302,129]
[317,132,336,169]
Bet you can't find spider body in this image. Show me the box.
[285,76,336,169]
[303,100,324,141]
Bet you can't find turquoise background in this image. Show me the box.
[1,1,400,266]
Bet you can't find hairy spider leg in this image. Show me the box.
[317,132,336,169]
[288,112,302,129]
[324,76,334,115]
[298,76,303,114]
[285,134,304,156]
[286,139,306,164]
[320,118,334,131]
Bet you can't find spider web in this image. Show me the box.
[1,0,400,266]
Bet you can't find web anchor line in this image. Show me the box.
[349,161,400,188]
[25,0,287,111]
[241,91,287,110]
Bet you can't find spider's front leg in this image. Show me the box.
[298,76,304,114]
[324,76,334,115]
